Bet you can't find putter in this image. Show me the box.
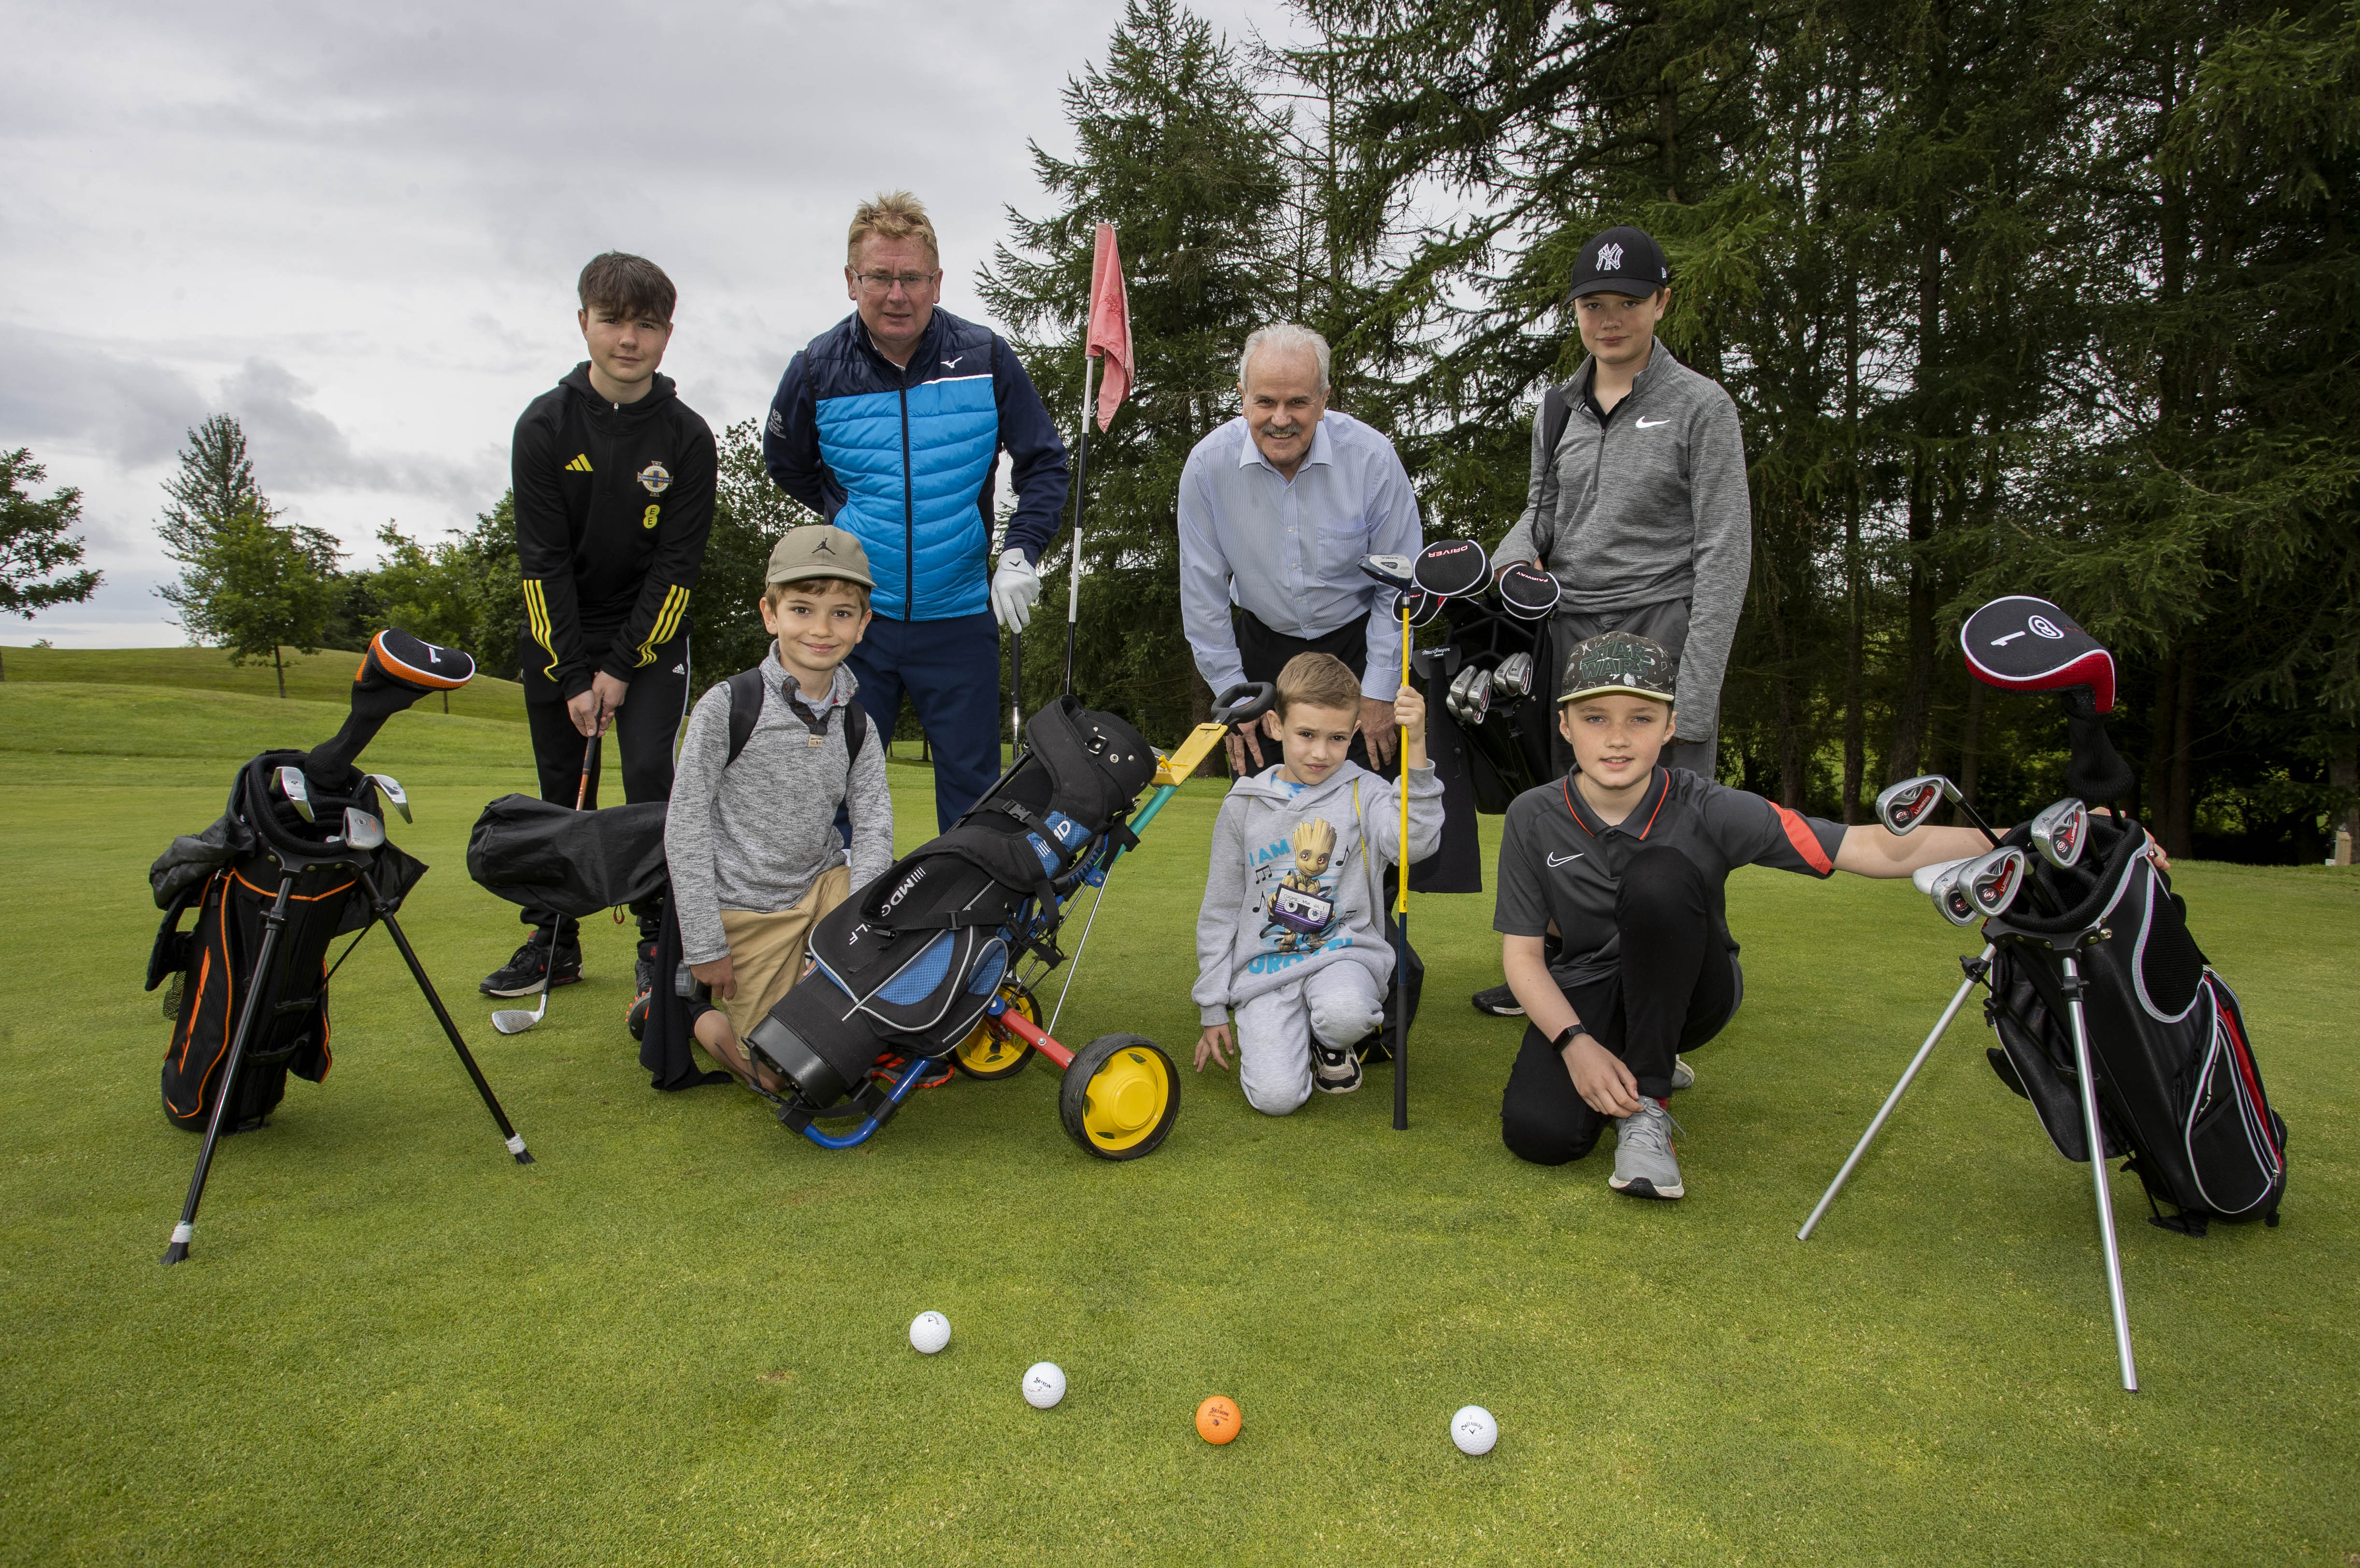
[275,765,315,823]
[367,773,412,824]
[491,731,598,1036]
[2030,797,2088,868]
[1962,846,2029,918]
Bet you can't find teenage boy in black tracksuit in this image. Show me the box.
[1496,632,2010,1200]
[481,252,716,1001]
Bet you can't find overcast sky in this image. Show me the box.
[1,0,1299,646]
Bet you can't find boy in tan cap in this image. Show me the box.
[656,525,895,1086]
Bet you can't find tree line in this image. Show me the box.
[126,0,2355,862]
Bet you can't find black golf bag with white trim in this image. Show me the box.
[744,697,1158,1114]
[1981,812,2288,1233]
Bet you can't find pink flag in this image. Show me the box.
[1085,222,1132,431]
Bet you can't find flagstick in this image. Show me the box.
[1394,597,1412,1132]
[1063,351,1096,697]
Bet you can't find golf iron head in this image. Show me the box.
[1491,651,1535,700]
[275,765,315,822]
[1445,664,1487,725]
[1927,861,1981,927]
[1875,774,1952,835]
[2029,797,2088,868]
[1962,846,2030,919]
[340,808,386,851]
[489,995,547,1035]
[367,772,412,824]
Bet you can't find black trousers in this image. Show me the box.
[1500,844,1741,1165]
[521,639,689,943]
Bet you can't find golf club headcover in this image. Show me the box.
[2060,684,2136,805]
[1411,539,1490,599]
[1960,596,2116,713]
[1495,562,1561,620]
[307,629,475,784]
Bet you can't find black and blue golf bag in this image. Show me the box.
[1979,811,2289,1233]
[744,697,1159,1116]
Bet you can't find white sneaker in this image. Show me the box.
[1671,1055,1696,1092]
[1310,1032,1364,1095]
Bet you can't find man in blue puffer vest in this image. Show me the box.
[763,190,1071,833]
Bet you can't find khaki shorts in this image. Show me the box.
[715,864,852,1041]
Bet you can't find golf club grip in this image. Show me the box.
[573,732,598,811]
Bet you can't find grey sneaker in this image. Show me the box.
[1310,1032,1364,1095]
[1671,1055,1696,1092]
[1609,1098,1685,1199]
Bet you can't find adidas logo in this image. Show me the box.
[565,454,592,472]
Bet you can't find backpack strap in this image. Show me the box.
[1531,380,1575,563]
[724,668,869,769]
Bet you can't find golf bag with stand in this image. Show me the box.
[146,631,533,1265]
[743,696,1159,1129]
[1799,596,2288,1388]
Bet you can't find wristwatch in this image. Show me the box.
[1553,1025,1594,1052]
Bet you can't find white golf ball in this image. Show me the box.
[908,1311,951,1355]
[1021,1361,1066,1410]
[1450,1405,1498,1456]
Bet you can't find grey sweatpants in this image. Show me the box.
[1551,597,1719,779]
[1235,963,1386,1116]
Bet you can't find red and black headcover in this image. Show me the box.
[1960,596,2115,713]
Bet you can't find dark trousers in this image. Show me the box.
[1500,844,1740,1165]
[1549,598,1718,779]
[847,610,1001,835]
[522,639,689,944]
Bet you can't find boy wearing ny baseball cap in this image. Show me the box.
[1493,632,2002,1199]
[655,526,895,1086]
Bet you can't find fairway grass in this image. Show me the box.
[2,684,2354,1566]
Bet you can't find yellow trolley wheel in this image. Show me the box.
[951,985,1040,1081]
[1058,1033,1180,1161]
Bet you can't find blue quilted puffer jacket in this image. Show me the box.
[764,309,1071,621]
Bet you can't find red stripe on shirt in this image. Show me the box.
[1560,778,1594,836]
[1773,801,1834,875]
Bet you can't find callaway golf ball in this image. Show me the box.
[908,1311,951,1354]
[1195,1395,1242,1445]
[1022,1362,1066,1409]
[1450,1405,1498,1456]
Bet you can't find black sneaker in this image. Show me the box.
[1311,1033,1364,1095]
[480,938,582,998]
[1471,983,1525,1017]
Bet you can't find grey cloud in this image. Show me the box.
[2,331,213,468]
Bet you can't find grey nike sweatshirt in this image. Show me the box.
[664,649,893,967]
[1192,759,1444,1024]
[1493,345,1752,741]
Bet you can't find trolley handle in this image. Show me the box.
[1212,682,1277,728]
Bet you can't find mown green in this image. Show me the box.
[2,682,2352,1566]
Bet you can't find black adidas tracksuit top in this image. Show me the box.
[512,362,716,703]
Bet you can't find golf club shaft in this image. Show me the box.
[161,875,296,1264]
[2061,956,2138,1391]
[1797,945,1994,1240]
[574,729,597,811]
[1010,632,1023,757]
[1395,599,1411,1132]
[1063,353,1094,698]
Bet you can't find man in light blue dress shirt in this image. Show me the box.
[1178,324,1425,775]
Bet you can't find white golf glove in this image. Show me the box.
[990,548,1041,631]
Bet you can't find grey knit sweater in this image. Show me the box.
[1493,345,1752,740]
[663,649,893,967]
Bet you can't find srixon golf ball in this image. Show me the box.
[908,1311,950,1355]
[1022,1362,1067,1410]
[1451,1405,1498,1456]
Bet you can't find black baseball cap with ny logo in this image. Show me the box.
[1566,226,1670,302]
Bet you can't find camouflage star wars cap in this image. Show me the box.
[765,525,874,589]
[1558,630,1677,705]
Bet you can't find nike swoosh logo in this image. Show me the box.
[1635,417,1669,428]
[1547,852,1584,867]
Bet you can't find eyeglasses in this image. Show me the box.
[854,270,938,294]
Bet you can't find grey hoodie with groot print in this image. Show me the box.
[1192,759,1445,1026]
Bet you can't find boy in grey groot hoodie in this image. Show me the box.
[1194,654,1445,1113]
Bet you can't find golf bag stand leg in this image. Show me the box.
[359,869,534,1165]
[1798,945,1994,1241]
[162,875,296,1265]
[2061,954,2139,1391]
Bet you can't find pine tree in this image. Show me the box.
[978,0,1290,742]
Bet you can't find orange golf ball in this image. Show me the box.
[1195,1395,1242,1445]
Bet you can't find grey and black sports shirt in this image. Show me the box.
[1493,767,1845,990]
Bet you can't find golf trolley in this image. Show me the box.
[1796,598,2288,1390]
[147,631,532,1266]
